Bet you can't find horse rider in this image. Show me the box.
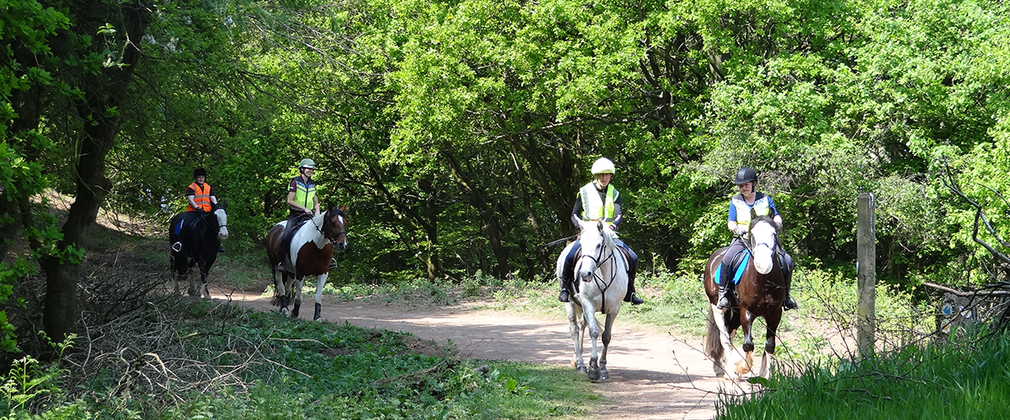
[716,167,798,310]
[185,167,224,253]
[558,157,644,305]
[276,158,322,269]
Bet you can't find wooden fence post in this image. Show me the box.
[857,193,876,357]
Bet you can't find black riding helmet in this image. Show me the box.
[733,167,757,185]
[194,167,207,178]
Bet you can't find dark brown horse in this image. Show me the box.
[169,202,228,298]
[703,216,786,379]
[264,206,348,321]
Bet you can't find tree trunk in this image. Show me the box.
[441,151,511,279]
[40,0,151,346]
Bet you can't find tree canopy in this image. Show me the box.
[3,0,1010,348]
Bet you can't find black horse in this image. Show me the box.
[169,201,228,298]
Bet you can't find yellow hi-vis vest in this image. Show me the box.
[290,177,317,213]
[580,182,618,227]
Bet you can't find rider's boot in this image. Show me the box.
[624,263,644,305]
[782,267,798,310]
[716,265,732,309]
[558,276,570,303]
[275,242,287,272]
[559,253,573,303]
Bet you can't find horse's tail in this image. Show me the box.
[705,306,724,363]
[248,232,268,248]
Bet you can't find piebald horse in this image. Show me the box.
[264,206,349,321]
[556,220,628,381]
[703,215,787,379]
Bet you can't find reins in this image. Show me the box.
[575,232,621,313]
[306,209,346,244]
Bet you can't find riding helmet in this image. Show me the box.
[733,167,757,185]
[194,167,207,178]
[591,157,616,175]
[298,158,316,170]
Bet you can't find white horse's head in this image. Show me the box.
[748,217,778,275]
[213,207,229,241]
[576,220,615,281]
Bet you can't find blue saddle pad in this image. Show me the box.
[714,251,751,285]
[173,220,184,235]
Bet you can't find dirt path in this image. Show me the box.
[212,290,746,420]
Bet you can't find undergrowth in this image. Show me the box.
[717,327,1010,419]
[3,299,596,419]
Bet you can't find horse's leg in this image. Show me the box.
[291,278,303,319]
[187,259,199,297]
[583,301,602,381]
[171,253,186,296]
[759,310,782,378]
[599,311,619,380]
[736,310,756,377]
[565,302,587,373]
[277,272,291,316]
[705,305,727,378]
[201,252,219,299]
[199,262,210,299]
[312,273,328,321]
[712,304,737,378]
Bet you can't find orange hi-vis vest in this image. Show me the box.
[187,182,213,212]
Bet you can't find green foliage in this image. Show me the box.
[2,333,76,418]
[15,298,595,419]
[0,0,71,353]
[717,329,1010,419]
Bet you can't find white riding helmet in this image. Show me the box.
[298,158,316,170]
[591,157,615,175]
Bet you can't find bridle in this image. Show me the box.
[309,209,347,244]
[574,229,620,311]
[196,208,227,230]
[744,218,779,255]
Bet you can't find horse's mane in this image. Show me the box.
[578,220,616,248]
[749,215,778,232]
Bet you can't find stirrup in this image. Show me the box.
[328,258,338,270]
[716,295,731,309]
[629,292,644,305]
[171,242,183,253]
[783,295,799,310]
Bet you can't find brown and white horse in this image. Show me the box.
[703,215,787,380]
[264,206,348,321]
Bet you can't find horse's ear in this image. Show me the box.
[340,204,348,213]
[596,221,604,232]
[218,199,227,210]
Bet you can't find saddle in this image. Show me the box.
[565,244,633,295]
[172,212,206,252]
[279,214,312,256]
[716,250,791,286]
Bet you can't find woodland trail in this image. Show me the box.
[210,289,755,420]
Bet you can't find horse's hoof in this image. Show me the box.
[280,307,290,316]
[576,365,587,373]
[599,369,609,380]
[587,369,601,381]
